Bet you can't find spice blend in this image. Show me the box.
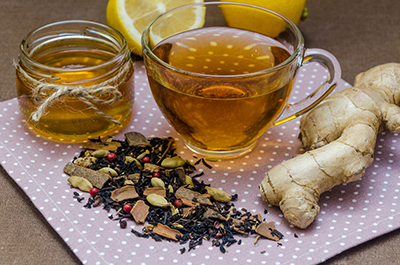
[64,132,283,253]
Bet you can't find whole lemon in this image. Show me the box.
[224,0,306,25]
[220,0,307,38]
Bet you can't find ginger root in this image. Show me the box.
[259,63,400,229]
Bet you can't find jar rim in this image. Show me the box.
[19,20,129,73]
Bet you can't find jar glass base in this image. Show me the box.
[184,140,257,160]
[23,111,133,143]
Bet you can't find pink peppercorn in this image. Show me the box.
[107,152,117,162]
[123,204,132,213]
[89,187,98,196]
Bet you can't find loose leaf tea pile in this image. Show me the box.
[64,132,283,253]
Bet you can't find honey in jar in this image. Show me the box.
[16,20,134,142]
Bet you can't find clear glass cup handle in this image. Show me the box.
[272,48,342,126]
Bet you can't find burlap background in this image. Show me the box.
[1,0,400,264]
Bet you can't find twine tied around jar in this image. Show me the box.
[15,60,133,126]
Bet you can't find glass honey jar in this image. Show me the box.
[16,20,134,142]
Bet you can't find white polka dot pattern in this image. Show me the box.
[1,61,398,265]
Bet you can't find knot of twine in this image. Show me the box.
[15,60,133,126]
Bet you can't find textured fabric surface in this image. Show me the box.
[1,0,400,265]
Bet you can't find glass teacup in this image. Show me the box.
[142,2,341,159]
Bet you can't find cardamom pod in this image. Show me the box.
[124,156,135,163]
[161,156,186,168]
[68,176,93,192]
[91,149,109,158]
[124,156,143,170]
[172,223,184,228]
[205,186,232,202]
[125,180,134,185]
[98,167,118,177]
[146,193,169,208]
[168,184,174,194]
[136,150,150,160]
[151,177,165,188]
[172,208,180,215]
[185,175,194,188]
[144,224,154,231]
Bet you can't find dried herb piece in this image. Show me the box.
[144,163,161,173]
[81,141,121,151]
[143,187,166,197]
[220,245,227,253]
[172,167,186,184]
[180,198,199,207]
[73,157,97,167]
[255,222,281,241]
[203,208,227,221]
[271,229,284,240]
[131,229,149,238]
[230,218,248,235]
[110,186,139,202]
[182,207,195,218]
[153,223,183,241]
[175,187,212,206]
[126,173,141,184]
[125,132,151,147]
[64,162,111,188]
[130,200,149,224]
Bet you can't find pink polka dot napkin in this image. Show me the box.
[1,61,399,265]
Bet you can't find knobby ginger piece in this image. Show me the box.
[259,63,400,228]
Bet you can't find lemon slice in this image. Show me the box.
[107,0,205,56]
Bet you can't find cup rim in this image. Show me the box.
[19,20,129,73]
[141,1,305,79]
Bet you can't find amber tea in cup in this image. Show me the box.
[142,2,341,159]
